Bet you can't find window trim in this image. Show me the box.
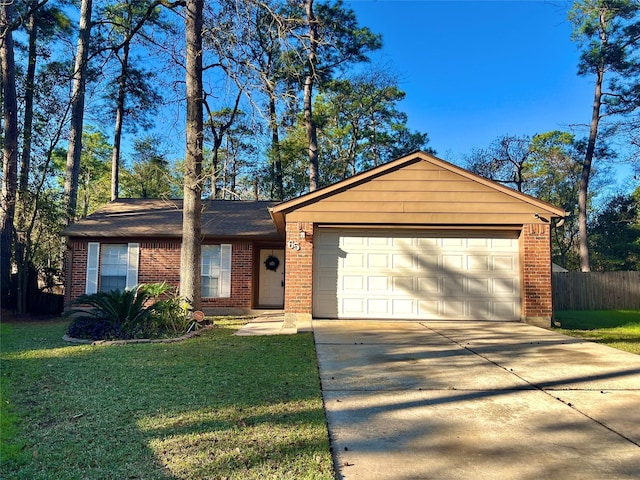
[85,242,139,294]
[201,244,232,298]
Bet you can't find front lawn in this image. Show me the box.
[0,319,334,480]
[554,310,640,355]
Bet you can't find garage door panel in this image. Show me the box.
[443,255,464,271]
[492,238,515,249]
[392,254,413,269]
[343,252,364,268]
[342,275,364,291]
[317,274,338,291]
[493,277,518,295]
[418,300,439,316]
[468,277,490,295]
[443,299,465,317]
[368,237,391,247]
[443,238,464,247]
[468,255,490,271]
[314,230,520,321]
[393,277,415,293]
[417,254,439,270]
[368,253,388,268]
[468,238,490,248]
[367,276,388,291]
[494,301,519,318]
[417,237,439,248]
[368,298,389,314]
[442,276,465,295]
[342,298,365,315]
[392,299,414,315]
[469,301,492,318]
[494,255,517,271]
[418,277,440,293]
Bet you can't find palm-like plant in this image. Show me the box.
[66,283,188,339]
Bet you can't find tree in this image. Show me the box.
[180,0,204,310]
[203,100,242,199]
[300,0,381,191]
[528,131,584,270]
[466,135,533,192]
[590,190,640,270]
[64,0,93,223]
[464,131,614,270]
[77,129,112,217]
[569,0,640,271]
[243,0,297,200]
[121,136,178,198]
[97,0,167,201]
[13,2,73,313]
[1,0,19,307]
[315,71,432,183]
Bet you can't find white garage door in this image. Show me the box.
[313,230,521,321]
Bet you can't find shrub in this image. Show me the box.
[65,283,192,340]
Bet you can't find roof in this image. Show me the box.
[63,198,282,240]
[269,151,567,233]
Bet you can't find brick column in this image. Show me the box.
[521,223,553,326]
[284,221,313,327]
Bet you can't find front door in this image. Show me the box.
[258,248,285,307]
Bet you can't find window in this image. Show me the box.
[100,245,128,292]
[201,244,232,298]
[85,242,139,294]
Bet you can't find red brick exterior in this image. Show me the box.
[66,238,256,310]
[283,222,314,325]
[67,240,89,306]
[521,223,553,322]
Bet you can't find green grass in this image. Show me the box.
[0,318,334,480]
[554,310,640,354]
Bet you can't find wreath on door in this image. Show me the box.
[264,255,280,272]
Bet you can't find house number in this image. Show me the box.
[288,240,300,251]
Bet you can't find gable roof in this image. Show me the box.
[269,151,566,233]
[63,198,282,240]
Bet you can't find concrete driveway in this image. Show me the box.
[313,320,640,480]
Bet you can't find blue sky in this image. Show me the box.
[344,0,594,161]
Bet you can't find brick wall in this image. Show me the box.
[283,222,314,325]
[204,242,253,309]
[521,223,553,324]
[66,238,254,310]
[66,240,88,306]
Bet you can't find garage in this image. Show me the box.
[269,151,565,327]
[313,229,520,320]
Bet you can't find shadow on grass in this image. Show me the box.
[0,320,334,480]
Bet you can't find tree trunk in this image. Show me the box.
[578,69,603,273]
[19,12,37,194]
[304,0,319,192]
[268,85,284,200]
[180,0,204,310]
[210,148,219,199]
[1,3,19,308]
[64,0,93,224]
[110,42,130,201]
[15,10,37,315]
[578,11,609,273]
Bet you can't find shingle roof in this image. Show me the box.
[62,199,282,240]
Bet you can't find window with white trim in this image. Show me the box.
[85,242,139,294]
[201,244,232,298]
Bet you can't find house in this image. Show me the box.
[63,199,286,312]
[64,151,565,326]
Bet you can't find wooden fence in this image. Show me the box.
[553,272,640,310]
